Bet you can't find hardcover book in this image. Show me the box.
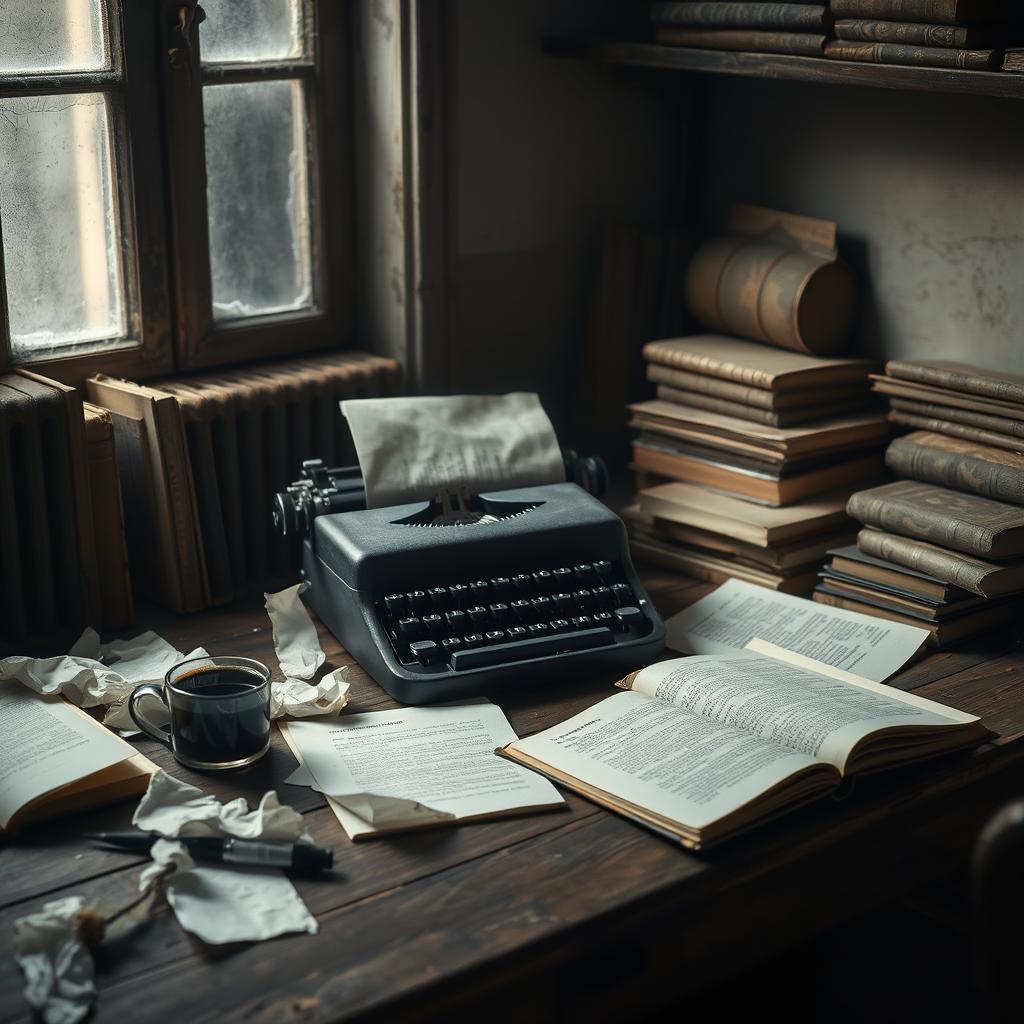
[888,409,1023,453]
[830,0,1013,27]
[871,375,1024,421]
[655,29,828,57]
[834,18,998,47]
[824,40,998,70]
[886,360,1024,406]
[847,480,1024,558]
[827,544,967,602]
[650,3,829,30]
[655,384,863,428]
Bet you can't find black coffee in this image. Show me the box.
[170,667,270,767]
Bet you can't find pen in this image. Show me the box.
[82,831,334,872]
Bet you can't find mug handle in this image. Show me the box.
[128,683,173,749]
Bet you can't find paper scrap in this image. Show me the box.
[665,579,929,682]
[0,629,207,735]
[270,667,350,719]
[265,583,325,680]
[13,895,96,1024]
[331,794,455,828]
[341,393,565,508]
[131,772,317,945]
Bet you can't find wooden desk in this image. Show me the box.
[2,568,1023,1023]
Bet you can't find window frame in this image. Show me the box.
[160,0,354,371]
[0,0,174,384]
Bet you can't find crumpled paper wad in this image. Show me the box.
[0,628,207,734]
[270,667,349,719]
[131,771,318,944]
[13,895,96,1024]
[265,582,325,680]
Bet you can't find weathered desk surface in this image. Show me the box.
[3,568,1024,1024]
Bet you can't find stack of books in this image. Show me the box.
[625,334,887,593]
[650,2,834,58]
[827,0,1019,71]
[815,359,1024,646]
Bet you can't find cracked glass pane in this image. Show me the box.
[0,0,108,75]
[204,80,313,322]
[0,94,127,358]
[201,0,302,64]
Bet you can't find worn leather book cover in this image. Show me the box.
[817,572,985,620]
[644,335,874,391]
[886,431,1024,505]
[655,28,828,56]
[886,360,1024,406]
[654,384,864,427]
[889,396,1024,439]
[835,19,997,47]
[872,374,1024,421]
[857,528,1024,598]
[888,409,1023,453]
[847,480,1024,558]
[830,0,1011,27]
[825,40,998,69]
[829,544,964,601]
[650,3,829,30]
[1005,48,1024,70]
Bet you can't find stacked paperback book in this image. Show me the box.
[650,1,834,57]
[816,360,1024,646]
[827,0,1019,71]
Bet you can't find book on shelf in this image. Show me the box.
[644,336,874,392]
[824,40,999,70]
[638,481,853,547]
[1005,48,1024,71]
[886,431,1024,505]
[827,544,969,602]
[86,374,209,614]
[888,409,1024,453]
[871,374,1024,421]
[1,688,157,832]
[646,362,869,413]
[834,19,999,47]
[633,441,884,506]
[889,396,1024,439]
[813,588,1019,647]
[847,480,1024,558]
[655,28,828,57]
[830,0,1014,27]
[654,383,866,428]
[886,359,1024,406]
[650,3,830,31]
[857,527,1024,598]
[498,640,986,850]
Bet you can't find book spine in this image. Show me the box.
[889,397,1024,439]
[642,343,775,390]
[888,410,1024,454]
[830,0,960,25]
[886,361,1024,405]
[847,490,997,556]
[654,385,782,425]
[650,3,828,30]
[647,363,778,409]
[825,41,997,70]
[857,528,995,597]
[834,19,974,47]
[885,436,1024,504]
[655,28,827,57]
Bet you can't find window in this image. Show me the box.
[0,0,351,381]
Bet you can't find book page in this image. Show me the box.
[507,691,826,832]
[626,652,963,774]
[0,688,136,829]
[666,579,928,681]
[340,393,565,508]
[283,702,564,838]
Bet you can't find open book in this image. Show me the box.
[1,687,157,832]
[498,640,986,850]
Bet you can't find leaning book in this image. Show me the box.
[498,639,985,850]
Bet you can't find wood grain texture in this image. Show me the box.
[1,572,1022,1023]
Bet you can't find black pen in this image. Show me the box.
[82,831,334,872]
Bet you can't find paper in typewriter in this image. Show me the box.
[341,393,565,508]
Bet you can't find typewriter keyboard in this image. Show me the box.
[377,560,655,672]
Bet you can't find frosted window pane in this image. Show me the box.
[0,94,126,358]
[204,81,313,322]
[0,0,108,74]
[201,0,302,63]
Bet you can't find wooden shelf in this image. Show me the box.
[557,39,1024,102]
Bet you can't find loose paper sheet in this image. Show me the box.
[341,393,565,508]
[665,579,929,682]
[13,895,96,1024]
[131,772,317,944]
[281,702,564,839]
[265,583,325,680]
[0,689,137,829]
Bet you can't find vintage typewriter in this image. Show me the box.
[274,457,665,704]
